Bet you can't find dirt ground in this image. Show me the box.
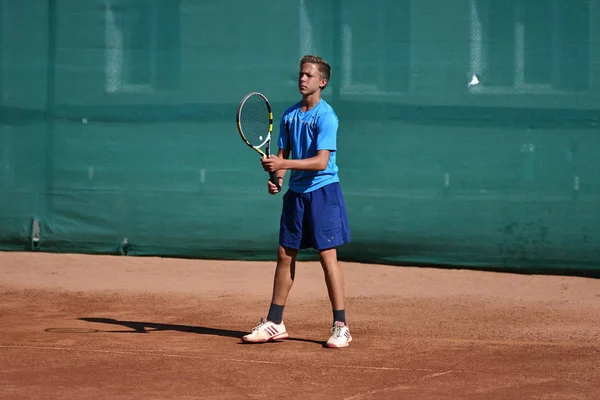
[0,251,599,400]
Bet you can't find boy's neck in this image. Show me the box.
[301,92,321,112]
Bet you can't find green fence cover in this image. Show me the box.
[1,0,599,275]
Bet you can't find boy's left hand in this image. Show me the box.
[261,155,284,172]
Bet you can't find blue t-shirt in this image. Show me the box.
[278,99,340,193]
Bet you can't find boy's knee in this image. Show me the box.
[319,248,339,268]
[278,245,298,261]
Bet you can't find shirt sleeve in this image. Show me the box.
[316,112,338,151]
[277,114,289,151]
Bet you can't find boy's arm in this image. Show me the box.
[281,150,330,171]
[263,150,330,173]
[275,148,290,182]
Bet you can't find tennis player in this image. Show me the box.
[241,55,351,348]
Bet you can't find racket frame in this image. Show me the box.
[236,92,281,191]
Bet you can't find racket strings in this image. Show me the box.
[239,96,270,147]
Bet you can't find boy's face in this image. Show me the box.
[298,63,327,96]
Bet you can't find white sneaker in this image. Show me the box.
[241,318,288,343]
[325,321,352,348]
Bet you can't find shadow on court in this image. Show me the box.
[77,317,325,346]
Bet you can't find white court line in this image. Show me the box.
[0,345,467,373]
[0,345,275,365]
[344,370,456,400]
[331,364,455,373]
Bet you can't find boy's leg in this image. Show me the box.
[268,245,298,322]
[310,183,350,323]
[319,248,345,316]
[270,188,303,322]
[309,183,352,347]
[271,245,298,306]
[320,247,352,348]
[242,189,302,343]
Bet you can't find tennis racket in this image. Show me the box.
[236,92,281,191]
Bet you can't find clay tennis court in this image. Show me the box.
[1,251,599,399]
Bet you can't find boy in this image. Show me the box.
[241,55,351,348]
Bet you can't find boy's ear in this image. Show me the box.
[319,79,328,89]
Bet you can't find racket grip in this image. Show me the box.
[269,172,281,192]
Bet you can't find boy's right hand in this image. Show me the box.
[267,180,280,195]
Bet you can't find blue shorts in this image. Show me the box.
[279,182,350,250]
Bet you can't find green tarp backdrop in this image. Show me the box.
[1,0,599,275]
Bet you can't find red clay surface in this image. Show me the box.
[1,251,599,399]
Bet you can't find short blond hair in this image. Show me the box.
[299,55,331,89]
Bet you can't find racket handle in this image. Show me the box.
[269,172,281,192]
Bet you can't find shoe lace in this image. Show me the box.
[331,324,344,338]
[252,317,268,332]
